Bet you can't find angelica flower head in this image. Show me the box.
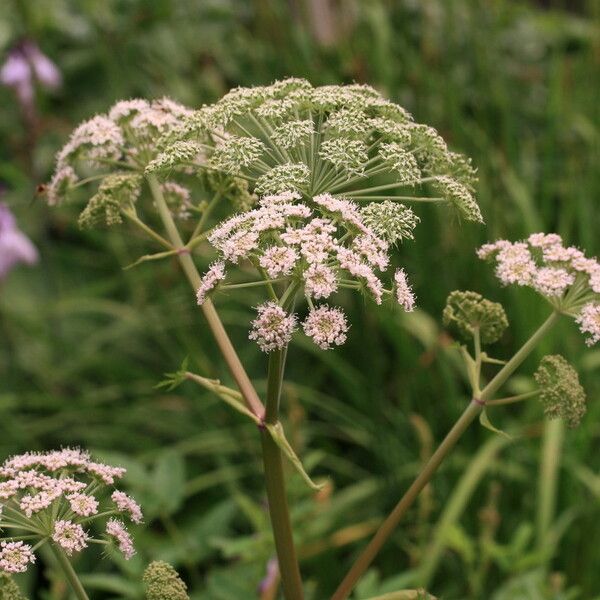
[157,78,481,221]
[47,80,483,353]
[534,355,587,428]
[249,302,297,352]
[302,305,349,350]
[47,80,481,234]
[197,189,417,351]
[0,449,142,572]
[45,97,201,223]
[478,233,600,345]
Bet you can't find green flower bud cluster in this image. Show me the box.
[534,355,587,428]
[443,290,508,345]
[360,200,420,244]
[0,574,28,600]
[143,561,189,600]
[78,173,142,229]
[157,78,482,222]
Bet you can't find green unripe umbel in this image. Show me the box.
[443,290,508,345]
[143,561,189,600]
[0,574,28,600]
[534,355,587,428]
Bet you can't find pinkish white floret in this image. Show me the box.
[476,240,511,260]
[576,303,600,347]
[0,541,35,573]
[52,520,88,555]
[86,462,126,484]
[67,493,99,517]
[0,480,18,500]
[528,233,563,248]
[196,261,226,305]
[106,519,135,559]
[394,269,416,311]
[352,235,389,271]
[249,302,297,352]
[542,244,580,263]
[533,267,575,297]
[219,230,260,262]
[495,244,537,286]
[304,263,338,299]
[259,246,299,278]
[19,489,62,517]
[303,305,349,350]
[111,491,143,524]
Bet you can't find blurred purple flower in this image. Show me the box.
[0,203,39,281]
[0,40,62,118]
[258,557,279,595]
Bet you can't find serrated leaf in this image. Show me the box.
[265,422,325,491]
[479,409,512,440]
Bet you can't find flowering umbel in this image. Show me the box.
[46,80,484,353]
[534,355,587,428]
[478,233,600,346]
[0,449,142,573]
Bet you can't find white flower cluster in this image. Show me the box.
[196,190,416,351]
[0,448,142,573]
[47,97,201,221]
[478,233,600,346]
[161,78,482,221]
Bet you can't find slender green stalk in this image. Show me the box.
[486,390,539,406]
[261,349,304,600]
[50,543,90,600]
[332,310,560,600]
[537,418,564,554]
[147,174,265,419]
[122,210,173,250]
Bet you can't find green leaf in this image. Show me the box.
[479,409,512,439]
[265,422,326,491]
[156,357,190,391]
[152,450,186,515]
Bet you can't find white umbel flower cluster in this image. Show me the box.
[196,189,418,351]
[478,233,600,346]
[0,448,142,573]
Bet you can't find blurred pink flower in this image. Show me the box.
[0,40,61,118]
[0,202,39,280]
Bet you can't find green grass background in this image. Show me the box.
[0,1,599,598]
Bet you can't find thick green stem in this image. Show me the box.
[332,310,560,600]
[148,174,265,419]
[261,349,304,600]
[50,543,90,600]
